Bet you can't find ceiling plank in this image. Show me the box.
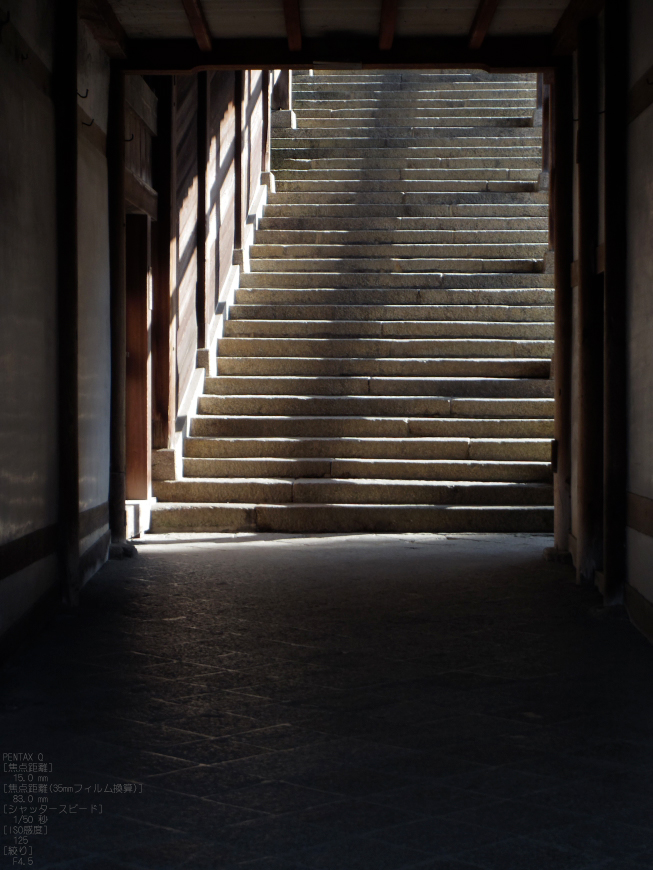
[181,0,212,52]
[79,0,127,59]
[554,0,605,54]
[283,0,302,52]
[379,0,400,50]
[468,0,501,50]
[121,35,555,75]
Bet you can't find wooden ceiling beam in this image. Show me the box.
[121,35,555,74]
[181,0,212,52]
[79,0,127,58]
[554,0,605,54]
[468,0,501,50]
[283,0,302,52]
[379,0,400,51]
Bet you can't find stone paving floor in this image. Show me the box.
[2,533,653,870]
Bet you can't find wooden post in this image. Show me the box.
[271,69,291,110]
[108,64,127,544]
[234,70,244,251]
[603,0,629,602]
[552,58,574,554]
[125,214,152,500]
[262,69,271,174]
[196,71,208,348]
[542,83,551,176]
[575,17,604,584]
[150,76,176,449]
[54,0,80,600]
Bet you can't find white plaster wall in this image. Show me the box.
[4,0,55,71]
[0,47,57,547]
[77,138,111,523]
[76,20,111,530]
[77,21,110,133]
[626,1,653,602]
[629,0,653,85]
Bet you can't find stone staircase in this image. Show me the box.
[151,70,554,534]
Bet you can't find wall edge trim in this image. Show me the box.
[627,491,653,538]
[625,583,653,645]
[628,64,653,124]
[0,503,110,584]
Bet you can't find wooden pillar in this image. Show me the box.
[150,76,176,449]
[552,58,574,554]
[575,17,604,583]
[234,70,245,251]
[603,0,629,602]
[53,0,80,600]
[262,69,271,173]
[196,71,208,348]
[125,214,152,501]
[108,64,127,543]
[271,69,291,110]
[542,83,551,176]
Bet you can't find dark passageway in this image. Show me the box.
[3,533,653,868]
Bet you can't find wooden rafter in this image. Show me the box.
[79,0,127,59]
[283,0,302,52]
[379,0,400,51]
[468,0,501,50]
[181,0,212,52]
[554,0,605,54]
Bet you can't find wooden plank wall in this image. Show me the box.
[125,106,153,187]
[209,71,237,319]
[175,74,199,407]
[149,69,267,447]
[247,71,263,214]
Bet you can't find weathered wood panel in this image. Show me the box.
[175,73,198,405]
[215,71,236,303]
[125,213,151,500]
[125,105,153,186]
[247,70,263,214]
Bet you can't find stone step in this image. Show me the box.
[196,394,553,418]
[292,119,536,133]
[271,183,540,198]
[274,176,540,190]
[268,189,548,203]
[153,477,552,506]
[190,415,554,439]
[277,139,542,154]
[250,259,542,275]
[183,456,551,483]
[222,320,553,340]
[276,157,541,171]
[149,502,552,534]
[274,171,541,183]
[273,144,541,159]
[216,356,550,378]
[259,217,550,231]
[239,273,554,290]
[293,96,536,106]
[251,243,547,259]
[184,435,552,461]
[295,106,536,119]
[217,336,553,359]
[263,204,549,219]
[203,375,553,398]
[292,114,532,127]
[254,230,549,245]
[229,303,553,321]
[233,287,554,305]
[296,72,536,81]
